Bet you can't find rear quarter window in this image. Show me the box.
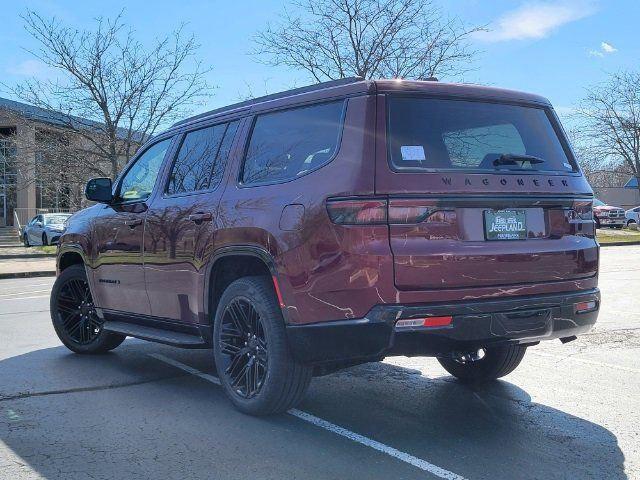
[387,97,576,173]
[241,101,345,185]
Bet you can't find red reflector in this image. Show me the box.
[422,316,453,327]
[272,275,285,308]
[395,315,453,329]
[575,300,597,313]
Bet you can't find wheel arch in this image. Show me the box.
[57,245,87,274]
[204,246,284,326]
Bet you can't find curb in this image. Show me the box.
[0,271,56,280]
[0,253,56,260]
[599,241,640,247]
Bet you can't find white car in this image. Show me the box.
[626,206,640,226]
[22,213,71,246]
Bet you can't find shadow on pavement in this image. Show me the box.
[0,343,627,480]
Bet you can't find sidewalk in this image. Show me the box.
[0,246,56,279]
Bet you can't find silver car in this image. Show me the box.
[626,206,640,226]
[22,213,72,246]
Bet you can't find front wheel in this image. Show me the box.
[42,233,49,246]
[437,344,527,384]
[50,264,126,354]
[213,276,312,416]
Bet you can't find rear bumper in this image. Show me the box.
[286,289,600,365]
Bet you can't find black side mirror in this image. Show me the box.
[85,177,113,203]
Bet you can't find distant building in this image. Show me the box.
[0,97,143,227]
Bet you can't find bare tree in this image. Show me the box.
[9,10,211,180]
[573,71,640,193]
[254,0,483,82]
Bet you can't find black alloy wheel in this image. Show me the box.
[51,264,126,353]
[55,277,102,344]
[213,276,312,415]
[219,298,268,399]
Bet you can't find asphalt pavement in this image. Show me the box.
[0,246,639,479]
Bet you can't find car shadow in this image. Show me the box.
[0,343,628,480]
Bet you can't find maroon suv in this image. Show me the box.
[52,78,600,415]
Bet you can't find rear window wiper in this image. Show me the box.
[493,154,546,167]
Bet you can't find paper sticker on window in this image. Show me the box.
[401,145,426,162]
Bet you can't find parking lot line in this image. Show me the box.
[2,295,50,301]
[0,289,51,297]
[149,353,467,480]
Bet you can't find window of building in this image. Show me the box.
[241,101,344,185]
[167,120,239,195]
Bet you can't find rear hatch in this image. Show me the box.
[377,95,598,291]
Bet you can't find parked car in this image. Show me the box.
[23,213,71,246]
[593,199,626,229]
[52,78,600,416]
[625,205,640,226]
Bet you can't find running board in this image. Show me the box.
[103,321,209,349]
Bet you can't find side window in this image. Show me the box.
[167,120,239,195]
[242,101,344,185]
[28,216,37,226]
[119,139,171,202]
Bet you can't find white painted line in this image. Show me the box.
[288,409,466,480]
[150,353,467,480]
[149,354,220,385]
[3,295,50,301]
[0,289,50,298]
[531,351,640,374]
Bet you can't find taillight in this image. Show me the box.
[326,198,387,225]
[387,199,435,224]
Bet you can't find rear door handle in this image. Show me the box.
[124,218,143,228]
[188,212,212,223]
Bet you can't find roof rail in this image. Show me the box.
[172,76,365,128]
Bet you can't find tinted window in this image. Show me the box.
[167,121,239,194]
[119,139,171,202]
[242,101,344,184]
[387,97,575,172]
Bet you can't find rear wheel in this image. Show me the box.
[50,264,125,354]
[437,345,527,384]
[213,276,312,415]
[23,233,30,247]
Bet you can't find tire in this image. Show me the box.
[42,233,48,246]
[50,264,126,354]
[213,276,312,416]
[23,233,30,247]
[628,220,636,227]
[437,344,527,384]
[594,218,601,229]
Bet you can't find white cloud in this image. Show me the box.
[475,1,598,43]
[6,59,57,79]
[601,41,617,53]
[588,41,618,57]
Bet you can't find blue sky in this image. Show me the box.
[0,0,638,120]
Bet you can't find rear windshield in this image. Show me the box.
[45,215,70,225]
[387,97,575,173]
